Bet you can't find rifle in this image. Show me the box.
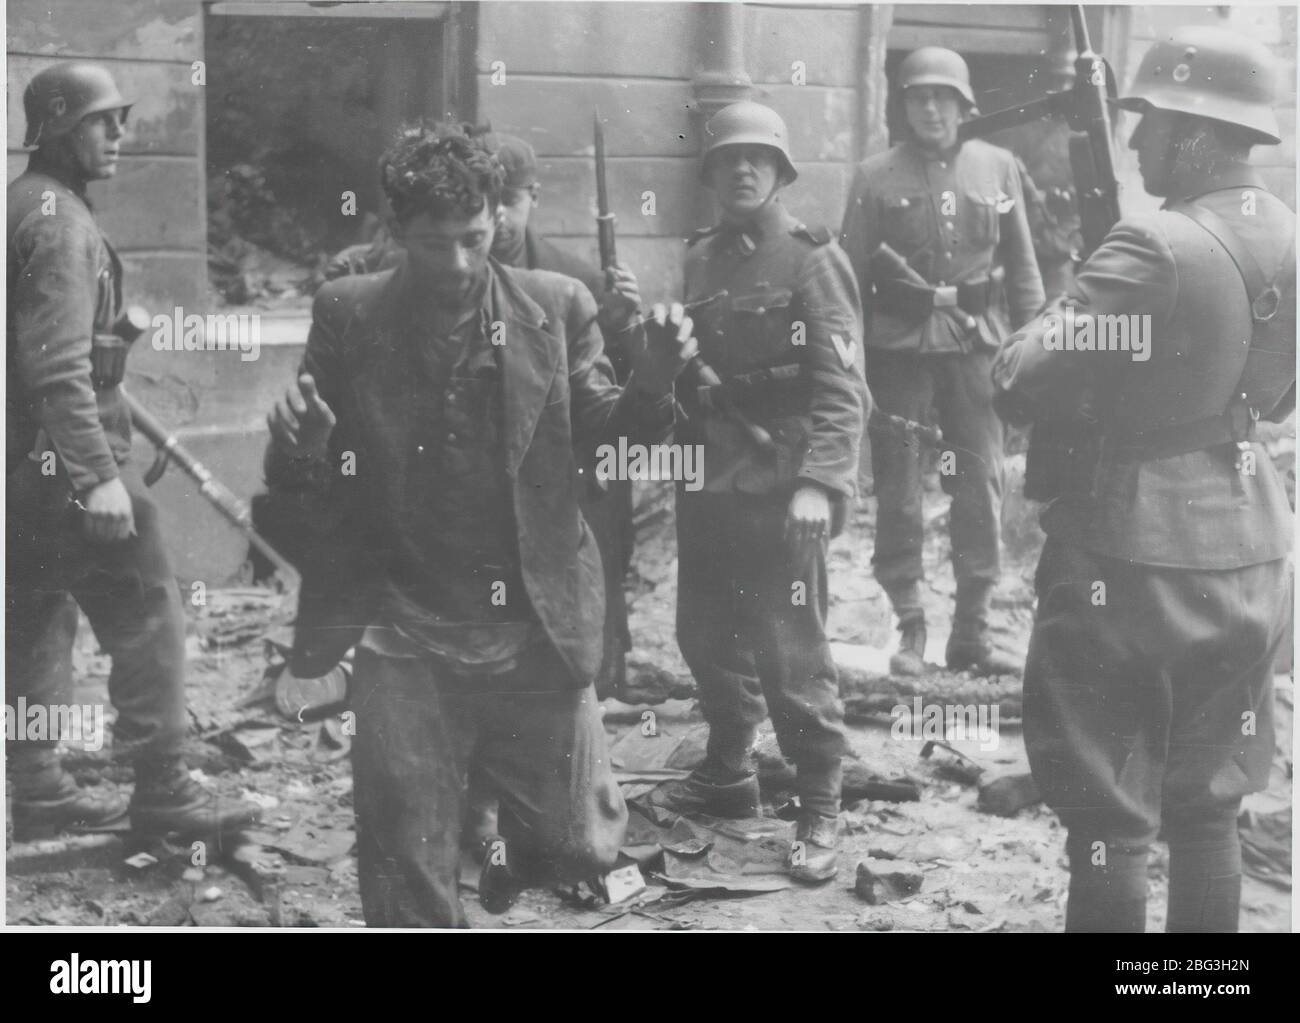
[959,4,1121,499]
[112,307,300,584]
[593,110,617,271]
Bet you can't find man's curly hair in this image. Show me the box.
[379,122,506,224]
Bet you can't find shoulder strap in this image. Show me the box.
[1170,199,1266,297]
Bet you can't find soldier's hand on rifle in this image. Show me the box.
[599,261,641,331]
[785,483,832,553]
[631,302,698,399]
[269,373,336,458]
[81,477,136,543]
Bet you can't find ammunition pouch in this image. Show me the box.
[874,268,1004,325]
[90,331,130,390]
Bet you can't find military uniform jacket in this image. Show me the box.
[7,162,129,491]
[992,166,1295,569]
[261,260,673,682]
[681,199,868,501]
[840,139,1045,353]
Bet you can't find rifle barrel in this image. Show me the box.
[123,392,300,584]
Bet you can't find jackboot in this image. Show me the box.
[9,748,127,837]
[890,620,927,678]
[787,813,840,884]
[948,579,1020,676]
[130,754,262,840]
[476,834,520,914]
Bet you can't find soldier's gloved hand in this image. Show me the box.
[81,477,136,543]
[785,483,832,554]
[269,373,337,458]
[631,302,698,399]
[599,261,641,332]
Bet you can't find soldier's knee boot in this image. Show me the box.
[947,579,1020,676]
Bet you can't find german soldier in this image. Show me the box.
[6,62,261,839]
[840,47,1045,678]
[645,101,868,884]
[994,27,1294,932]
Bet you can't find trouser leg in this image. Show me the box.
[865,351,933,626]
[350,650,476,928]
[1025,539,1284,933]
[71,480,187,760]
[478,675,626,883]
[5,590,80,759]
[736,496,847,818]
[932,351,1003,636]
[1064,832,1150,933]
[675,491,765,776]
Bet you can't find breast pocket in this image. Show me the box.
[728,287,796,367]
[962,191,1000,249]
[881,194,930,252]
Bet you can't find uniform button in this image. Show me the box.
[944,251,953,259]
[946,221,955,231]
[939,162,947,169]
[447,433,458,443]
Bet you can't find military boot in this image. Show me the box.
[948,579,1020,676]
[9,748,127,837]
[945,633,1022,676]
[889,620,928,677]
[129,754,262,840]
[475,834,520,914]
[641,766,761,820]
[787,812,840,883]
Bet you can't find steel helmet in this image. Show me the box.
[701,101,797,184]
[898,47,976,109]
[22,61,132,149]
[1117,26,1280,145]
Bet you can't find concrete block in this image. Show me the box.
[744,5,859,87]
[6,0,200,61]
[854,857,924,904]
[478,1,693,79]
[479,77,698,158]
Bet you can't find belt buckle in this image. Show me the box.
[933,285,958,308]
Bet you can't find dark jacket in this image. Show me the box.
[7,163,129,490]
[262,260,672,682]
[993,166,1295,569]
[682,200,868,505]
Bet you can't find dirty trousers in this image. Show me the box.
[866,350,1003,622]
[350,645,627,928]
[1024,538,1284,846]
[674,491,847,798]
[5,463,187,760]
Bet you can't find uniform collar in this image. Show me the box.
[717,198,791,254]
[26,151,90,204]
[1162,162,1266,206]
[904,138,964,165]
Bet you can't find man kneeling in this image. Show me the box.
[261,125,696,927]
